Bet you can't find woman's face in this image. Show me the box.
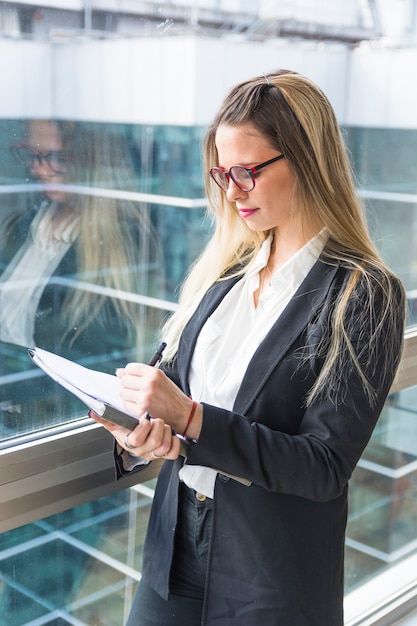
[214,124,299,236]
[27,120,73,204]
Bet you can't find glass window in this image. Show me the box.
[1,2,417,625]
[0,120,210,440]
[346,388,417,591]
[345,127,417,326]
[0,481,155,624]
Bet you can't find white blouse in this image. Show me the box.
[180,230,327,497]
[0,202,80,347]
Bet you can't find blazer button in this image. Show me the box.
[219,474,230,483]
[195,492,207,501]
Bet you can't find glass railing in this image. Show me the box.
[0,482,154,624]
[344,328,417,624]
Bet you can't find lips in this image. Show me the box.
[238,208,259,219]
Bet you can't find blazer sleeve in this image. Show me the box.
[184,272,405,502]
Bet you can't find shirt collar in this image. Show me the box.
[249,228,328,292]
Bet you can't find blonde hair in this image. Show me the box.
[162,70,405,404]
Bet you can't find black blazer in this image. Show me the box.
[0,205,160,437]
[0,206,139,361]
[132,255,404,626]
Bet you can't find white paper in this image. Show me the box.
[29,347,138,420]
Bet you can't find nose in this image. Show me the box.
[226,178,247,202]
[30,155,53,178]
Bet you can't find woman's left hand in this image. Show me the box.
[90,409,181,460]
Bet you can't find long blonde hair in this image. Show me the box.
[162,70,405,404]
[19,120,161,348]
[59,122,159,345]
[2,120,162,355]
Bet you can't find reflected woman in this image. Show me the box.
[1,118,162,360]
[0,119,164,437]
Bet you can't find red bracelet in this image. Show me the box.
[182,400,197,437]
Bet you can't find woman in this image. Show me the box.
[93,70,405,625]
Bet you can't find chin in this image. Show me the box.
[43,191,70,204]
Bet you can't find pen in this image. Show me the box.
[145,341,197,455]
[145,341,167,420]
[148,341,167,367]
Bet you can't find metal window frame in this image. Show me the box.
[1,327,416,534]
[0,419,163,533]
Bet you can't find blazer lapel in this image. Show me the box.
[177,256,340,407]
[234,258,340,412]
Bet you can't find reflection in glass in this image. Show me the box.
[346,389,417,592]
[0,119,166,439]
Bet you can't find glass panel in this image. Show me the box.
[344,127,417,329]
[345,127,417,194]
[346,388,417,593]
[0,481,155,625]
[0,120,210,442]
[367,198,417,325]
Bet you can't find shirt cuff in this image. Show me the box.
[116,443,150,472]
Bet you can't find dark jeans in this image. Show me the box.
[126,482,213,626]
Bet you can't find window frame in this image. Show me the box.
[0,418,162,533]
[3,329,415,534]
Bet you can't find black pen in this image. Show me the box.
[145,342,167,420]
[146,341,195,455]
[148,341,167,367]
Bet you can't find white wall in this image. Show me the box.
[347,45,417,128]
[0,40,52,119]
[54,37,199,124]
[192,37,349,124]
[0,36,348,125]
[1,34,417,128]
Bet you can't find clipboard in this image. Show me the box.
[28,347,251,484]
[28,347,191,454]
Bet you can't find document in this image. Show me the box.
[28,347,140,431]
[29,347,251,481]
